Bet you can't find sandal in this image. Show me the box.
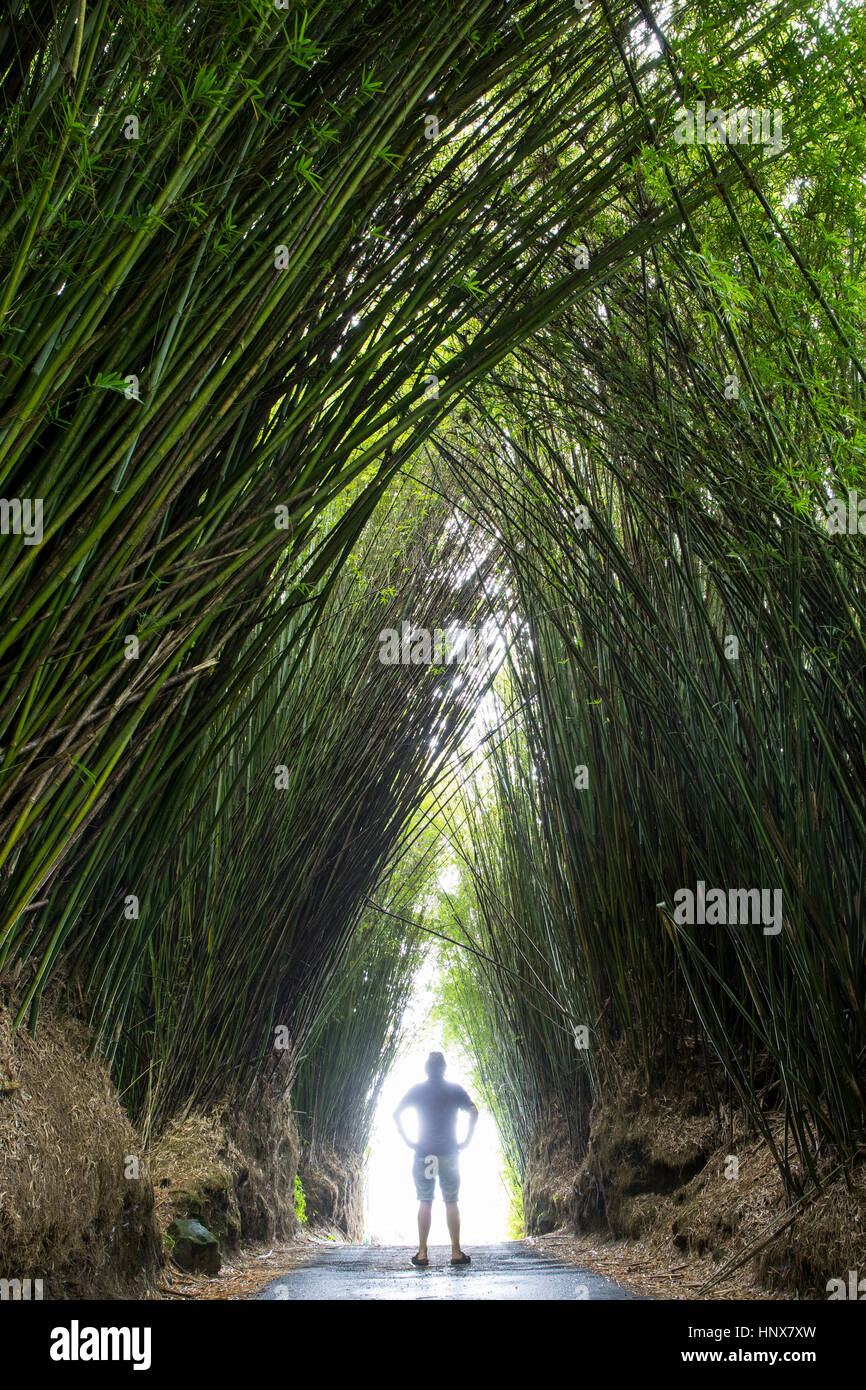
[411,1254,429,1267]
[450,1253,471,1266]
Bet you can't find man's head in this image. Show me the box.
[425,1051,446,1079]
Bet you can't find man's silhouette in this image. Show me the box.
[394,1051,478,1267]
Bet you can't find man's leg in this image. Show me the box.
[411,1152,435,1264]
[445,1201,463,1259]
[441,1157,468,1263]
[417,1200,433,1260]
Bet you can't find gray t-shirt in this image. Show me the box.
[401,1079,475,1155]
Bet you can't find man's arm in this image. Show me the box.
[458,1098,479,1150]
[393,1095,417,1149]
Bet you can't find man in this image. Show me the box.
[394,1051,478,1267]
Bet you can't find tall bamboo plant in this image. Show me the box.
[431,0,866,1194]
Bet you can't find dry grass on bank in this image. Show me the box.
[587,1097,866,1299]
[0,985,159,1298]
[529,1229,779,1301]
[529,1082,866,1300]
[150,1113,242,1245]
[148,1069,299,1254]
[156,1231,340,1300]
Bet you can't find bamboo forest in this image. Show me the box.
[1,0,865,1345]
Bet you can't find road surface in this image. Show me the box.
[257,1241,636,1300]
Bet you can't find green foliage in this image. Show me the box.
[2,2,864,1227]
[428,0,866,1182]
[294,1174,307,1225]
[503,1162,525,1241]
[292,818,441,1163]
[101,475,496,1129]
[0,0,772,1010]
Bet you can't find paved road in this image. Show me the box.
[257,1241,635,1300]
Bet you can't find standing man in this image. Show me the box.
[394,1051,479,1267]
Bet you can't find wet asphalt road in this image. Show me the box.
[257,1241,635,1300]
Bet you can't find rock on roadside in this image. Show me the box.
[167,1219,221,1275]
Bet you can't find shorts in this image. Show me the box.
[412,1150,460,1203]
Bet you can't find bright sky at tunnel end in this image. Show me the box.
[365,955,511,1246]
